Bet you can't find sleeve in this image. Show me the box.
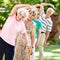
[2,14,16,29]
[38,20,42,29]
[46,20,53,32]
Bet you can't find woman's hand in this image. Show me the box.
[28,46,33,55]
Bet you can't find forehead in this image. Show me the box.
[47,9,52,12]
[20,11,25,14]
[18,11,25,16]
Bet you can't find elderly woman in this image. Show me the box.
[24,8,36,60]
[0,4,31,60]
[24,6,42,60]
[29,6,42,60]
[13,8,32,60]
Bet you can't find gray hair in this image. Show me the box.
[47,8,55,15]
[17,8,29,20]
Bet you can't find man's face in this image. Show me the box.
[46,9,52,17]
[16,12,25,21]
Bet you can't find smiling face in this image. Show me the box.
[46,9,52,17]
[16,11,25,21]
[46,8,54,18]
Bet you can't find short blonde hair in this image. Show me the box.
[47,8,55,15]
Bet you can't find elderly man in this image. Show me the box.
[34,3,55,60]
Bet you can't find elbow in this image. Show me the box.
[14,4,18,9]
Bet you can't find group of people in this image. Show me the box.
[0,3,55,60]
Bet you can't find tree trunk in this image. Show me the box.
[58,15,60,21]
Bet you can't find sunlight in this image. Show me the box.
[53,0,58,2]
[35,52,54,57]
[3,0,10,5]
[52,49,60,52]
[35,52,39,56]
[44,52,54,56]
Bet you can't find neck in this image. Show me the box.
[26,19,32,25]
[45,15,50,19]
[34,16,38,20]
[27,19,31,22]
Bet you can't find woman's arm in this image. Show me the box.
[43,30,50,46]
[9,4,30,16]
[31,25,35,48]
[36,29,41,47]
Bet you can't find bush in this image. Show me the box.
[47,37,60,45]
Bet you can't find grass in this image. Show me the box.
[2,45,60,60]
[35,45,60,60]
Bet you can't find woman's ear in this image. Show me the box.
[16,12,17,16]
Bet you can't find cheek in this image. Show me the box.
[46,12,50,16]
[16,15,21,20]
[16,15,19,19]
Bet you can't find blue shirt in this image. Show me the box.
[32,18,42,38]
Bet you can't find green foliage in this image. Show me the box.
[20,0,41,5]
[35,45,60,60]
[47,37,60,45]
[56,3,60,14]
[0,0,60,28]
[0,0,15,29]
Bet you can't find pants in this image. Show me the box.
[0,37,14,60]
[38,33,45,60]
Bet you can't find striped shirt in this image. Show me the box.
[39,11,53,33]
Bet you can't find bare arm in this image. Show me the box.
[36,29,41,47]
[23,32,31,47]
[41,3,55,8]
[32,4,40,7]
[9,4,30,16]
[31,25,35,47]
[33,4,44,15]
[44,30,50,45]
[33,3,54,8]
